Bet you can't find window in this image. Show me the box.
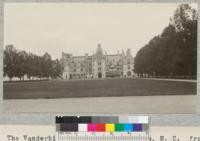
[127,71,131,76]
[98,67,101,71]
[128,65,131,69]
[98,62,101,66]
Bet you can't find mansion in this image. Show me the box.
[61,44,135,79]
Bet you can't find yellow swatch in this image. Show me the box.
[105,124,115,132]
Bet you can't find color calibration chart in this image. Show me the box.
[56,116,149,141]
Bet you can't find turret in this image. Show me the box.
[96,43,104,60]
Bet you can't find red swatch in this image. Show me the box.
[96,124,105,132]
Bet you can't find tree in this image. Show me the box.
[134,4,197,79]
[4,45,63,81]
[51,59,63,79]
[171,4,197,76]
[26,53,35,80]
[4,45,18,81]
[42,52,53,79]
[15,51,28,80]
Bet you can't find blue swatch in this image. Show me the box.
[124,124,133,132]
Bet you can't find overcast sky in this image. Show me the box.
[4,3,197,59]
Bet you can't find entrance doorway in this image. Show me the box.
[98,72,102,78]
[127,71,131,76]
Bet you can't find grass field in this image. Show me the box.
[3,78,197,99]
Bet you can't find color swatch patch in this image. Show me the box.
[56,116,148,132]
[105,124,115,132]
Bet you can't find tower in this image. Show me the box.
[93,44,106,78]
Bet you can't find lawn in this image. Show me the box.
[3,78,197,99]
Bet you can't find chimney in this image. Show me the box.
[126,48,131,56]
[62,52,66,58]
[98,43,101,48]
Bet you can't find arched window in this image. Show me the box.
[127,71,131,76]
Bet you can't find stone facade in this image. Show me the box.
[61,44,135,79]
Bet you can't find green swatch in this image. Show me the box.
[115,124,124,131]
